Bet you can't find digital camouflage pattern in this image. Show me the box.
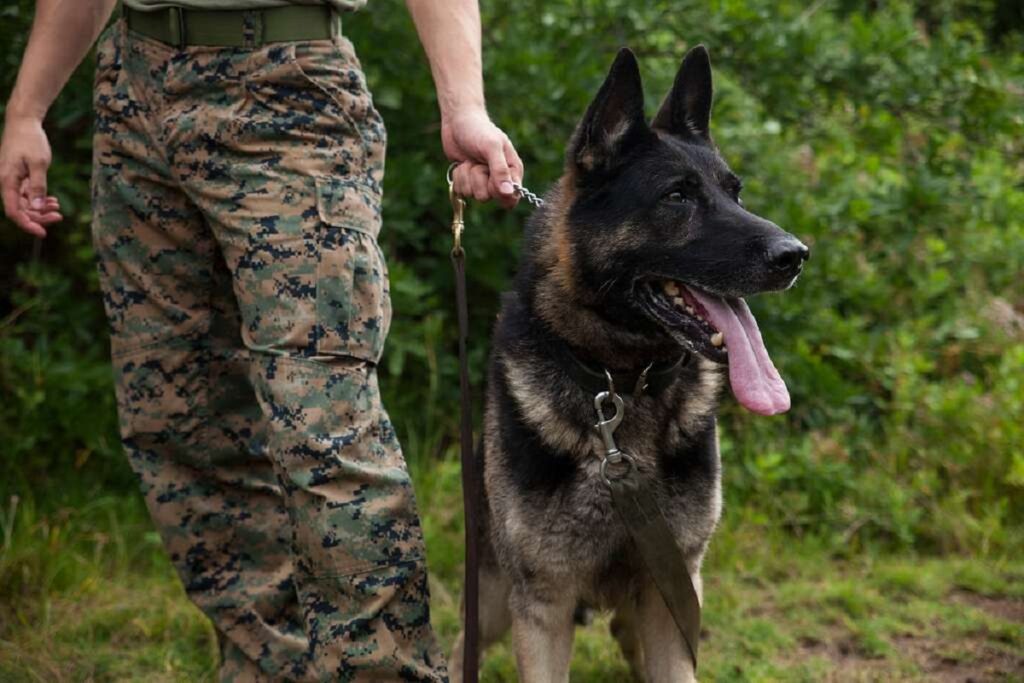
[91,18,446,681]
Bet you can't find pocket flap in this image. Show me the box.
[315,175,382,238]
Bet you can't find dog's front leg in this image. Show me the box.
[509,583,577,683]
[450,563,513,683]
[637,569,702,683]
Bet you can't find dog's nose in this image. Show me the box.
[767,237,810,275]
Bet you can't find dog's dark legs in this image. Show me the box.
[450,563,513,683]
[509,581,577,683]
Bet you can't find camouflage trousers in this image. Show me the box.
[91,18,447,682]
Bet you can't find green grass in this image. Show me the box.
[2,459,1021,682]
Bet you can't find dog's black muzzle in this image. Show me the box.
[735,209,810,291]
[680,208,810,296]
[765,234,810,282]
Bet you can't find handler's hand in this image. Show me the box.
[1,114,63,238]
[443,108,524,209]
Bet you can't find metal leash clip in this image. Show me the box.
[447,162,466,254]
[593,370,635,485]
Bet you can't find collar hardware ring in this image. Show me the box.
[600,451,636,486]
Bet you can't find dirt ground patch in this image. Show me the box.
[896,633,1022,683]
[952,589,1024,624]
[797,633,895,681]
[796,621,1023,682]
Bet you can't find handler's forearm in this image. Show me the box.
[5,0,118,121]
[405,0,486,119]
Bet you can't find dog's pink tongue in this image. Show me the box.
[687,290,790,415]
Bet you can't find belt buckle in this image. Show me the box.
[329,8,343,41]
[168,7,186,48]
[243,10,264,48]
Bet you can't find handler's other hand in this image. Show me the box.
[1,114,62,238]
[442,108,524,209]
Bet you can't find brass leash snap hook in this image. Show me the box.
[447,162,466,255]
[594,370,635,485]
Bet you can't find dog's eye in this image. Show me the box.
[665,191,688,204]
[725,178,744,202]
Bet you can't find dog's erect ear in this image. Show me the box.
[652,45,713,144]
[569,48,651,175]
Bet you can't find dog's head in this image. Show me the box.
[534,47,808,415]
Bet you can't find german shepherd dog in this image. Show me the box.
[451,46,808,682]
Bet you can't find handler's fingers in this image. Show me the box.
[485,139,516,202]
[2,166,45,237]
[24,191,60,211]
[504,137,524,185]
[25,213,61,226]
[17,184,62,224]
[26,159,48,210]
[492,138,523,209]
[23,204,63,224]
[452,162,475,199]
[18,186,60,211]
[1,170,22,223]
[470,164,491,202]
[6,206,47,237]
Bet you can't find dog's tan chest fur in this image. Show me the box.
[484,348,725,605]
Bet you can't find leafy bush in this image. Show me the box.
[1,0,1021,555]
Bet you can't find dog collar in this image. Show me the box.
[560,345,690,398]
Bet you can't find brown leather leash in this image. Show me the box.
[446,167,701,678]
[593,373,703,670]
[448,169,480,683]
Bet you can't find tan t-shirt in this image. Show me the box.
[123,0,365,11]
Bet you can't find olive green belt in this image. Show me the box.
[122,5,340,48]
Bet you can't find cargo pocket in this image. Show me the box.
[314,174,391,363]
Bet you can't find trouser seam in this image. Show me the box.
[110,334,201,359]
[303,556,426,580]
[254,350,377,370]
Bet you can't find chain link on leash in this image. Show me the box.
[511,181,545,207]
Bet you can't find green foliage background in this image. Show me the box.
[1,0,1022,618]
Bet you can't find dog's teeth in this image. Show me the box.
[663,280,680,296]
[711,332,724,347]
[685,305,695,314]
